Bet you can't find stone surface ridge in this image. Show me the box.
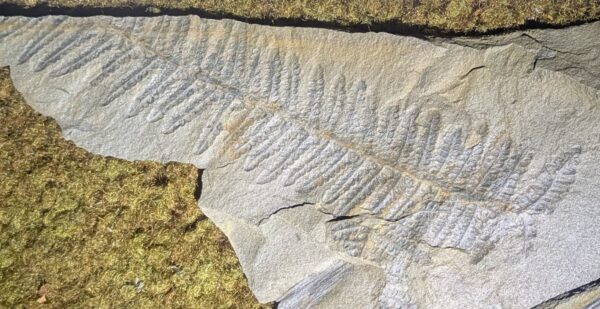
[0,16,599,308]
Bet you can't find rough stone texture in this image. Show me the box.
[437,22,600,91]
[1,16,599,308]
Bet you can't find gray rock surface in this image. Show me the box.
[437,22,600,91]
[1,16,599,308]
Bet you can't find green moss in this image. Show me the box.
[3,0,600,32]
[0,67,265,308]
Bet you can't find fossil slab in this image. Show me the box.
[1,16,599,308]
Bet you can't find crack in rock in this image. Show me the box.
[257,202,315,225]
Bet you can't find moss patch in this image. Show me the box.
[3,0,600,32]
[0,66,265,308]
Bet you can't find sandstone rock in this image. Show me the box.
[1,16,599,308]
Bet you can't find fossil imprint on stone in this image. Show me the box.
[0,15,597,308]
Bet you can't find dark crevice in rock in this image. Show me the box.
[531,277,600,309]
[257,202,315,225]
[1,3,599,38]
[193,169,203,201]
[460,65,486,79]
[325,214,360,223]
[182,214,208,233]
[320,207,411,224]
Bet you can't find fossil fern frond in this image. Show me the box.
[0,16,580,266]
